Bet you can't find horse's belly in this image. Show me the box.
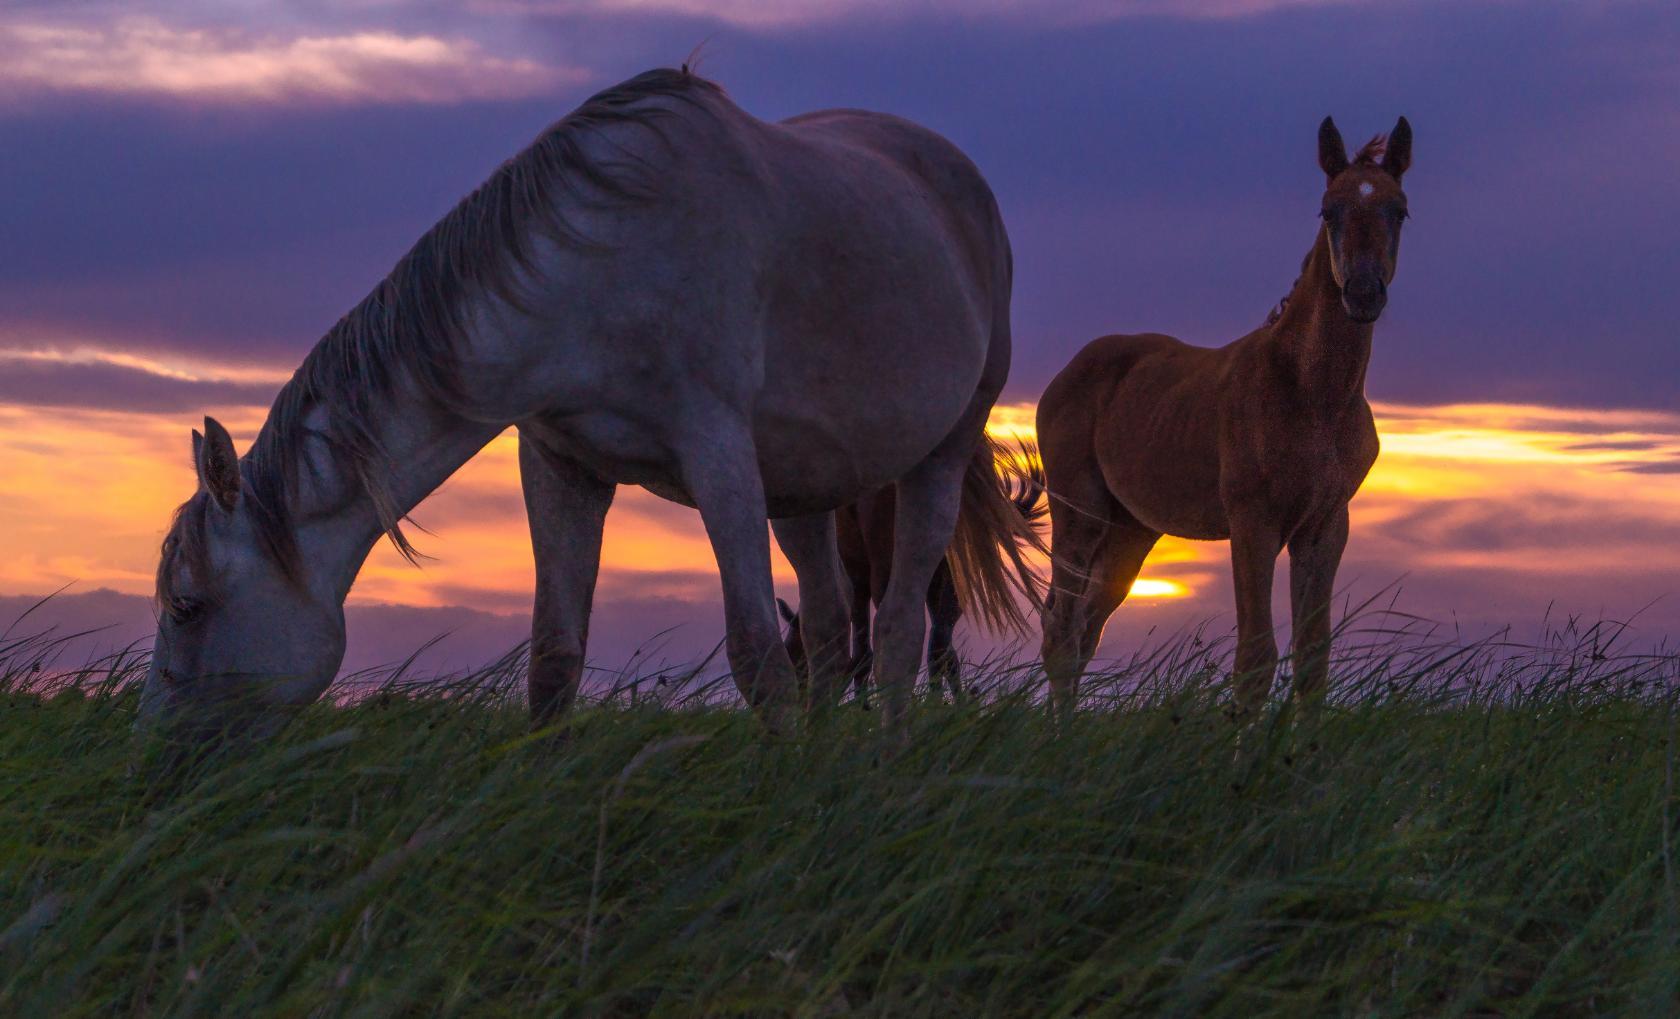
[753,383,978,515]
[1111,474,1230,540]
[1096,384,1229,540]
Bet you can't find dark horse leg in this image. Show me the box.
[836,502,877,707]
[847,569,873,706]
[925,559,963,701]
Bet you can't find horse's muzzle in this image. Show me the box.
[1341,275,1387,323]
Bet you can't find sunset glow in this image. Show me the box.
[10,394,1680,627]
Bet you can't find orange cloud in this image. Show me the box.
[7,392,1680,635]
[0,18,587,105]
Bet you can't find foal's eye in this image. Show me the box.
[171,599,205,626]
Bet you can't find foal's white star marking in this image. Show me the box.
[1357,182,1374,200]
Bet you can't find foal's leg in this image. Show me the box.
[1228,518,1284,726]
[874,441,972,748]
[1039,467,1137,720]
[925,559,962,701]
[519,431,615,726]
[1287,506,1349,741]
[681,426,800,736]
[770,513,852,711]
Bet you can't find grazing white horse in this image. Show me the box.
[140,68,1036,747]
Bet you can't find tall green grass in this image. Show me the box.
[3,614,1679,1016]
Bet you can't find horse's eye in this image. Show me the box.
[171,599,204,626]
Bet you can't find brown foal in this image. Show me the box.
[1037,116,1412,727]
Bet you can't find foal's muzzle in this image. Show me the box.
[1341,274,1387,323]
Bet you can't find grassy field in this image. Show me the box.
[4,621,1680,1017]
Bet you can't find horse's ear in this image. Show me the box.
[776,597,797,625]
[1318,116,1349,180]
[1383,116,1412,182]
[196,416,240,512]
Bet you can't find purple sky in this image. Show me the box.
[4,1,1676,406]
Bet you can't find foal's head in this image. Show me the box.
[1316,115,1412,323]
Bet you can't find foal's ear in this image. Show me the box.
[1383,116,1412,182]
[1318,116,1349,180]
[776,597,797,625]
[195,415,241,512]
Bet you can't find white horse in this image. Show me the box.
[140,68,1037,748]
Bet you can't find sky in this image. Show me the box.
[3,0,1680,680]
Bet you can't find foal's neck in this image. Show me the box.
[1268,226,1373,411]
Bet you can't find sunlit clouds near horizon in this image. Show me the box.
[9,386,1680,662]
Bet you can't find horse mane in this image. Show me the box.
[160,68,722,606]
[1352,134,1388,166]
[1265,248,1315,328]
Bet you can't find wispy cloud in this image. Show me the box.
[0,17,588,105]
[0,347,286,413]
[472,0,1373,29]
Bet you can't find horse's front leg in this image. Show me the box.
[681,423,800,736]
[1287,505,1349,745]
[770,513,852,712]
[519,429,616,727]
[1228,517,1283,728]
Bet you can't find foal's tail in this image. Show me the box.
[946,434,1049,635]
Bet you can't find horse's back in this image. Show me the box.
[496,77,1011,513]
[1039,332,1202,432]
[745,107,1012,509]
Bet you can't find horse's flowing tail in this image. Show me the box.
[945,434,1049,635]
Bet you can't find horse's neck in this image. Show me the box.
[1268,227,1373,411]
[282,377,501,603]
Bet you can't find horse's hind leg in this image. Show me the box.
[925,559,963,701]
[874,438,973,748]
[1042,508,1158,720]
[770,513,852,712]
[681,423,800,735]
[519,430,615,726]
[1038,439,1157,720]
